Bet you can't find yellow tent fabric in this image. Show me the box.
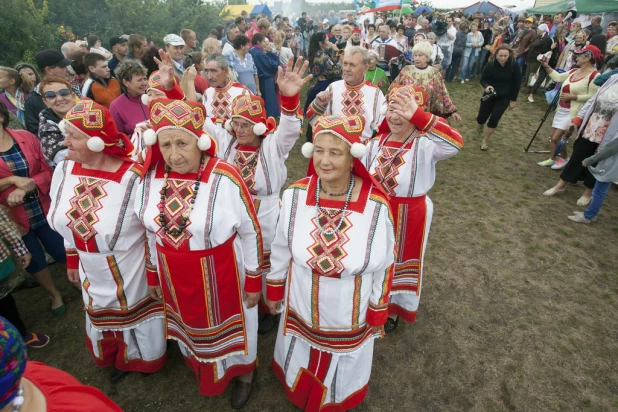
[220,5,253,18]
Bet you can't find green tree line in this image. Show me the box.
[0,0,226,66]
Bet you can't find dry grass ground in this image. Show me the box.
[16,80,618,412]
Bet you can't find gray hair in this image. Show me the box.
[345,46,370,65]
[426,32,436,39]
[226,24,238,36]
[204,53,229,70]
[114,59,147,83]
[412,41,432,58]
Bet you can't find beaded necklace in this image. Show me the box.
[11,384,24,411]
[315,174,355,235]
[158,155,205,237]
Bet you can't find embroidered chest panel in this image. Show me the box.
[234,150,259,195]
[66,178,108,241]
[156,180,195,248]
[211,91,232,119]
[341,88,366,118]
[306,211,352,278]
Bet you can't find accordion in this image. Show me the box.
[375,44,402,62]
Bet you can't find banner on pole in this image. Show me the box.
[355,0,404,14]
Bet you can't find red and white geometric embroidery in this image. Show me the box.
[212,91,232,119]
[156,180,194,248]
[341,88,365,118]
[306,213,352,278]
[66,178,107,242]
[234,150,259,195]
[373,147,405,196]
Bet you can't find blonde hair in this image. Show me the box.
[201,38,221,56]
[412,41,432,58]
[274,31,285,50]
[342,25,353,35]
[0,67,34,94]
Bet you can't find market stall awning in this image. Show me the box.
[220,5,253,18]
[527,0,618,14]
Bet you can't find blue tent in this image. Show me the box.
[463,1,502,16]
[251,4,272,16]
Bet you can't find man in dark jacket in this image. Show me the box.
[585,16,603,37]
[525,23,552,86]
[514,18,537,81]
[23,50,72,134]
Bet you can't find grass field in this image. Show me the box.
[18,80,618,411]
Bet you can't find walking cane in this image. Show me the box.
[523,87,560,153]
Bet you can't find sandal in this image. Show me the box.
[384,316,399,333]
[24,332,50,349]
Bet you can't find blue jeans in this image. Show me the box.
[516,56,527,82]
[461,52,478,81]
[584,181,612,220]
[445,50,462,82]
[441,49,452,70]
[475,49,488,76]
[21,223,66,274]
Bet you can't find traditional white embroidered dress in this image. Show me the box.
[204,94,302,272]
[135,156,263,396]
[47,160,166,372]
[306,80,386,142]
[202,81,253,119]
[267,175,395,411]
[362,108,463,323]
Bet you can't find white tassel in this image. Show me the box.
[141,94,150,106]
[86,136,105,152]
[350,142,366,158]
[142,129,157,146]
[197,134,211,151]
[253,122,267,136]
[58,119,67,134]
[301,142,314,158]
[224,119,233,132]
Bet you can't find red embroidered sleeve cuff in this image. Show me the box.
[66,248,79,270]
[409,107,436,132]
[163,82,185,101]
[366,302,389,326]
[244,269,262,293]
[572,117,583,127]
[281,94,301,115]
[146,267,159,286]
[266,279,286,301]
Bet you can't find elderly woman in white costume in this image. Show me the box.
[47,100,167,384]
[201,57,312,333]
[363,85,464,331]
[266,114,395,411]
[135,51,263,409]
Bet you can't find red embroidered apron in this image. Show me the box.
[156,233,248,361]
[389,195,427,321]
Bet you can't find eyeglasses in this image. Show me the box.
[231,121,252,131]
[43,89,72,100]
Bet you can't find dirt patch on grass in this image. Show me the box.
[18,81,618,411]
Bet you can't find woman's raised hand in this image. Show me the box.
[277,57,313,97]
[390,90,418,120]
[153,49,176,90]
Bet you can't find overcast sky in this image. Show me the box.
[231,0,538,12]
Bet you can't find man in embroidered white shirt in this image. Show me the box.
[307,46,386,141]
[163,34,186,80]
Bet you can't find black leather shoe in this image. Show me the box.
[109,368,130,384]
[230,368,257,409]
[12,278,40,293]
[258,314,277,335]
[384,316,399,333]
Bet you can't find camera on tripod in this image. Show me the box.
[481,88,496,102]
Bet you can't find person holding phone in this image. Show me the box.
[476,45,521,151]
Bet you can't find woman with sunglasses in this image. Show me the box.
[37,77,77,168]
[0,100,67,317]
